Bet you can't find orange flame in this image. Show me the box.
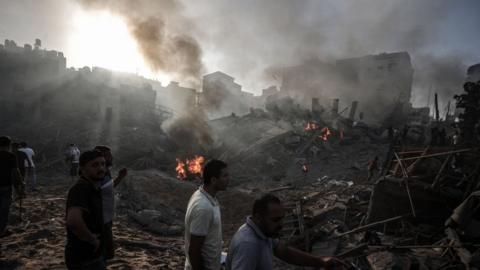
[319,127,332,141]
[187,155,205,175]
[305,121,319,131]
[175,155,206,180]
[175,158,187,180]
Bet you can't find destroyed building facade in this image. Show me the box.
[281,52,414,125]
[200,71,257,118]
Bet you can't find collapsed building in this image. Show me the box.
[281,52,415,125]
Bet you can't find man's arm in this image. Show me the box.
[66,207,100,251]
[188,234,206,270]
[274,242,340,268]
[113,168,128,187]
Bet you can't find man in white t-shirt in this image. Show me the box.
[19,142,36,191]
[185,159,230,270]
[66,144,81,181]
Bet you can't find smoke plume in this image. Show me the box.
[77,0,204,87]
[183,0,479,104]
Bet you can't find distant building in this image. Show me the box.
[201,71,256,118]
[159,81,196,113]
[281,52,414,124]
[0,39,67,90]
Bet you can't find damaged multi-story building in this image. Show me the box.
[281,52,414,125]
[199,71,257,118]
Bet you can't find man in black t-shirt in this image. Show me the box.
[0,136,24,237]
[11,142,30,178]
[65,150,106,270]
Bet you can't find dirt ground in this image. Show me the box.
[0,174,186,270]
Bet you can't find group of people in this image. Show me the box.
[0,136,37,237]
[1,134,341,269]
[184,160,342,270]
[65,155,341,269]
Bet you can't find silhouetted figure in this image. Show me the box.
[19,142,37,191]
[11,142,29,179]
[0,136,24,237]
[65,144,81,181]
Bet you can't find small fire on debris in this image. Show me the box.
[175,155,205,180]
[304,122,319,131]
[175,158,187,180]
[319,127,332,141]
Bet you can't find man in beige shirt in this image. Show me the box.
[184,159,230,270]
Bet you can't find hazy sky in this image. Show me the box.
[1,0,480,106]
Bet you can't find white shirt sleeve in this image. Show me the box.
[189,206,213,236]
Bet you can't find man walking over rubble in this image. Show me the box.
[94,145,128,262]
[0,136,24,237]
[184,159,230,270]
[226,194,341,270]
[19,142,37,191]
[11,142,30,179]
[65,150,107,270]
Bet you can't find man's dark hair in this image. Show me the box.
[0,136,12,147]
[79,150,104,167]
[253,194,282,216]
[94,145,111,153]
[11,142,20,149]
[20,142,27,147]
[203,159,227,185]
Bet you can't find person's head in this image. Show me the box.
[203,159,229,191]
[94,145,113,167]
[79,150,106,181]
[69,143,75,147]
[0,136,12,150]
[252,194,285,238]
[20,142,27,148]
[11,142,20,150]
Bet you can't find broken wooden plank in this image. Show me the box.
[394,152,416,217]
[394,148,474,162]
[330,215,406,239]
[431,154,453,188]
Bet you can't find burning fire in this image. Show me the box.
[187,155,205,175]
[176,155,205,180]
[175,158,187,180]
[319,127,332,141]
[304,121,319,131]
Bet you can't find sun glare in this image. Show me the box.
[67,10,170,84]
